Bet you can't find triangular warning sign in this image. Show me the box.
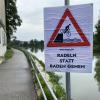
[47,8,90,47]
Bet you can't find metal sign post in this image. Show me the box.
[65,1,71,100]
[66,72,71,100]
[65,0,69,5]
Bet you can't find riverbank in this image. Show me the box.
[16,47,66,99]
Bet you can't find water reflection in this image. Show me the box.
[29,40,44,53]
[30,45,44,53]
[11,39,44,53]
[94,55,100,91]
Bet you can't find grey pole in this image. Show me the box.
[65,1,71,100]
[66,72,71,100]
[65,0,69,5]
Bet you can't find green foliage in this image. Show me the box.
[5,0,22,43]
[48,72,66,100]
[32,54,66,99]
[31,54,66,99]
[38,60,45,70]
[48,72,62,85]
[94,19,100,53]
[55,84,66,100]
[95,57,100,82]
[5,48,13,60]
[94,57,100,91]
[38,74,54,100]
[31,55,45,70]
[95,20,100,44]
[93,45,100,53]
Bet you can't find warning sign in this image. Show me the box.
[44,4,93,73]
[47,8,90,47]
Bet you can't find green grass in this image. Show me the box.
[5,49,13,60]
[31,54,66,100]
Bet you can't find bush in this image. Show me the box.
[5,49,13,60]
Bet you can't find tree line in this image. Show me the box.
[11,39,44,52]
[94,18,100,53]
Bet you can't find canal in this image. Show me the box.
[32,50,100,100]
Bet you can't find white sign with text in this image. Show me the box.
[44,4,93,73]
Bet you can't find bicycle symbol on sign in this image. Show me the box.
[60,24,71,37]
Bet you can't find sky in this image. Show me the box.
[14,0,100,41]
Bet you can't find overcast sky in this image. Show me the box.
[14,0,100,41]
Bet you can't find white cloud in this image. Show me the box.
[15,0,100,41]
[70,0,93,5]
[14,21,44,41]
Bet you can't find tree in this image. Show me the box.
[94,19,100,44]
[94,57,100,91]
[5,0,22,43]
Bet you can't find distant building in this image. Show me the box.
[0,0,6,64]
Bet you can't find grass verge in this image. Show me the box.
[5,49,13,60]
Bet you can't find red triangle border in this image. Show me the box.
[47,8,90,47]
